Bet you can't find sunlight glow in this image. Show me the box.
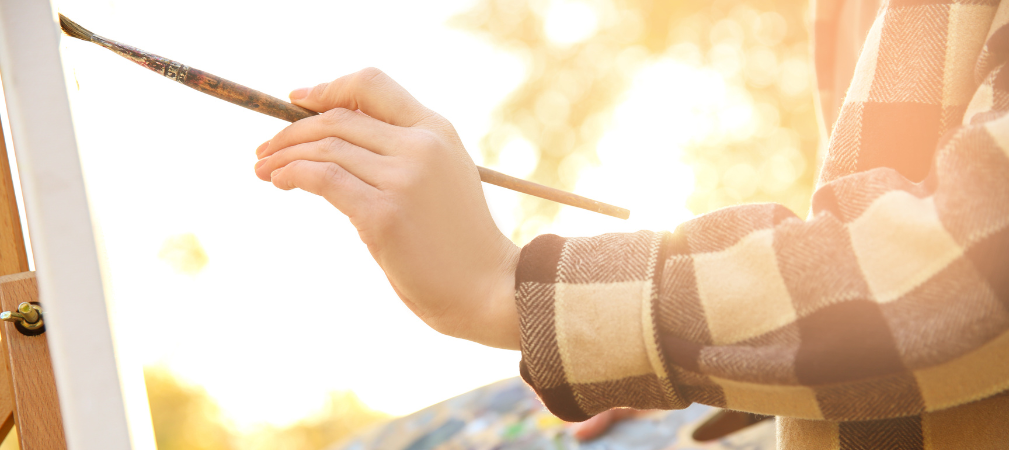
[543,0,600,46]
[549,58,721,237]
[54,0,524,429]
[498,137,540,179]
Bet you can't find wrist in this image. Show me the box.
[473,236,521,350]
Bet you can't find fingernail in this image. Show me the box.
[256,141,270,158]
[289,88,310,100]
[254,158,267,170]
[270,168,282,180]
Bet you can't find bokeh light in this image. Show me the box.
[458,0,817,244]
[543,0,600,45]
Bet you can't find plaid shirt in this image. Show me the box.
[515,0,1009,448]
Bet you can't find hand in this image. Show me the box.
[254,68,521,350]
[570,408,651,441]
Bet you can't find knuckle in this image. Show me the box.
[321,108,340,120]
[350,67,390,95]
[310,82,330,100]
[320,136,346,154]
[321,107,351,123]
[273,161,300,188]
[357,67,386,84]
[410,129,443,154]
[421,113,454,134]
[285,159,307,172]
[321,163,346,187]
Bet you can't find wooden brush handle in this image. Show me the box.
[477,168,629,219]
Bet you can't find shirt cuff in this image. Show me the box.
[515,232,668,421]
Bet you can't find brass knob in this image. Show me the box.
[1,302,43,330]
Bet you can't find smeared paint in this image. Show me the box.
[331,377,775,450]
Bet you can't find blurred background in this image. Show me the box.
[0,0,817,448]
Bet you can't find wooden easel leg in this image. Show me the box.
[0,104,22,447]
[0,367,13,443]
[0,96,29,276]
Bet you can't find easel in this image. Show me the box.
[0,0,155,449]
[0,117,65,449]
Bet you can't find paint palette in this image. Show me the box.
[330,377,774,450]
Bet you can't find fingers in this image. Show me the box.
[255,136,387,186]
[571,408,646,442]
[270,160,378,218]
[289,67,434,128]
[571,411,618,441]
[258,107,404,159]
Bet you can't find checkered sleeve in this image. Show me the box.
[517,0,1009,424]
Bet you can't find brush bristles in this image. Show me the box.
[59,14,94,41]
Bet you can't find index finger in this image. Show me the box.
[289,68,434,128]
[259,107,404,159]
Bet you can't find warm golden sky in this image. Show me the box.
[4,0,756,432]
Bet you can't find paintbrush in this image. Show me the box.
[58,14,630,220]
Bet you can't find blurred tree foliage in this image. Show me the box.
[452,0,819,241]
[145,366,386,450]
[146,366,234,450]
[233,392,388,450]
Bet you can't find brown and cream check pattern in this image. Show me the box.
[516,0,1009,448]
